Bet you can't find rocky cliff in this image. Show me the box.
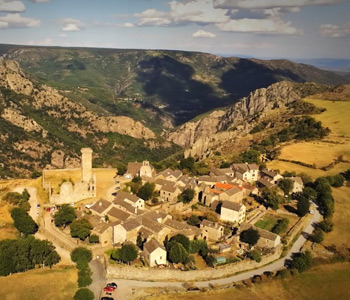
[0,59,178,178]
[167,81,303,157]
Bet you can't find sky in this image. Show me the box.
[0,0,349,59]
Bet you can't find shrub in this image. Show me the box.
[318,219,333,233]
[71,247,92,265]
[291,250,312,272]
[297,196,310,217]
[89,234,99,244]
[311,228,324,244]
[178,188,195,204]
[78,267,92,287]
[187,215,200,226]
[169,234,190,251]
[70,218,93,240]
[73,288,94,300]
[119,243,138,263]
[272,218,289,235]
[248,250,261,262]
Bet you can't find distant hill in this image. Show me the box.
[292,58,350,73]
[0,44,348,126]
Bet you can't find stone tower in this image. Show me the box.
[81,148,93,183]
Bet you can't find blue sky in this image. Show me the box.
[0,0,349,59]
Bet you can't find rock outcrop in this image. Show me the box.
[168,81,302,157]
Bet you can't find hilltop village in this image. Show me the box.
[45,148,306,268]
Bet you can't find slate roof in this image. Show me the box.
[240,223,279,241]
[223,187,242,196]
[126,162,143,175]
[290,176,303,186]
[114,191,140,203]
[257,178,274,188]
[201,219,222,229]
[261,169,279,178]
[106,207,130,222]
[144,238,165,253]
[221,201,243,212]
[90,199,111,214]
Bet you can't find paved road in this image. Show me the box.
[94,207,322,299]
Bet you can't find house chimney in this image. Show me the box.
[99,202,102,207]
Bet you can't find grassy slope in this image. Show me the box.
[267,96,350,178]
[147,263,350,300]
[0,267,78,300]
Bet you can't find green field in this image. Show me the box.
[254,214,279,231]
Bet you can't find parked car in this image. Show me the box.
[103,286,115,292]
[107,282,118,289]
[101,297,114,300]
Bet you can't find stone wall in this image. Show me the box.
[106,245,282,281]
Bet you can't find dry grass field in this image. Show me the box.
[0,267,78,300]
[146,263,350,300]
[323,187,350,254]
[267,97,350,177]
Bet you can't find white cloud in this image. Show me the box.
[0,13,40,28]
[214,0,344,9]
[123,22,134,28]
[28,0,51,3]
[59,33,67,38]
[61,18,84,31]
[0,0,25,12]
[193,29,216,38]
[320,22,350,37]
[217,18,301,34]
[135,0,230,26]
[26,37,53,46]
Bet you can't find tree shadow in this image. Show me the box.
[283,205,298,214]
[137,55,230,125]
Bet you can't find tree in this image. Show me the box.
[302,187,317,202]
[111,248,121,261]
[70,218,93,240]
[137,182,155,200]
[78,267,92,287]
[187,215,200,227]
[179,157,195,172]
[330,174,345,187]
[11,207,38,236]
[272,218,289,234]
[45,251,61,268]
[297,196,310,217]
[73,288,94,300]
[71,247,92,265]
[278,179,294,195]
[318,219,333,233]
[291,251,312,272]
[261,188,281,210]
[205,254,215,267]
[311,228,324,243]
[178,188,195,204]
[189,239,208,255]
[136,233,144,249]
[120,243,138,263]
[341,169,350,181]
[239,149,261,164]
[116,163,127,175]
[168,242,189,264]
[89,234,99,244]
[298,173,312,185]
[54,204,76,227]
[248,250,261,262]
[132,176,142,184]
[240,228,260,246]
[169,234,190,251]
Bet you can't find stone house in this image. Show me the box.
[210,167,235,177]
[220,187,244,203]
[240,223,281,248]
[113,191,144,214]
[220,201,246,224]
[106,206,131,223]
[159,183,182,202]
[113,218,141,244]
[125,161,155,178]
[290,176,304,193]
[200,219,224,241]
[260,169,283,185]
[156,168,183,182]
[143,238,167,267]
[232,163,259,182]
[89,199,111,217]
[91,222,118,245]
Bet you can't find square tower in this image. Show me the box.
[81,148,93,182]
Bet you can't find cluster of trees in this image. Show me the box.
[71,247,94,300]
[111,243,139,264]
[278,178,294,196]
[179,157,210,175]
[0,236,60,276]
[248,250,261,262]
[2,189,31,211]
[178,188,195,204]
[11,207,38,236]
[126,176,159,203]
[164,234,214,267]
[261,187,283,210]
[290,250,312,272]
[187,215,201,226]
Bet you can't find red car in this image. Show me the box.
[103,286,115,292]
